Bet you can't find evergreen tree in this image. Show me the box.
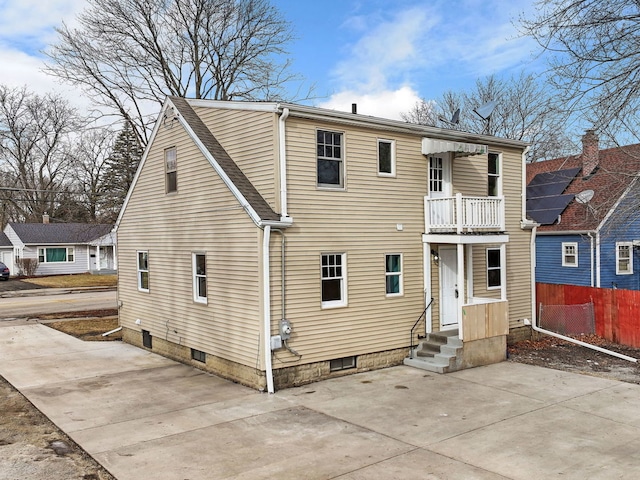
[101,121,142,222]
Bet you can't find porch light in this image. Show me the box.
[431,249,439,264]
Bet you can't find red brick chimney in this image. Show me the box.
[581,129,599,177]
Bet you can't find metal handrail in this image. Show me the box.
[409,298,434,359]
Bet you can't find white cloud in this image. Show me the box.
[318,85,421,120]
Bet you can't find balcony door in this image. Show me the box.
[429,154,452,226]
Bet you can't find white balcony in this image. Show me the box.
[425,194,505,234]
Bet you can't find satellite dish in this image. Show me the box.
[473,101,496,120]
[438,108,460,126]
[575,189,594,204]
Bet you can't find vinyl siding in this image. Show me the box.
[193,107,278,211]
[117,118,262,369]
[272,118,428,366]
[21,245,91,275]
[536,234,593,286]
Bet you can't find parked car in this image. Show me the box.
[0,262,9,280]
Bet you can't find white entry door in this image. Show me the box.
[439,246,458,329]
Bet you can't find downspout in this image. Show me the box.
[588,232,595,287]
[278,107,290,220]
[595,231,601,287]
[262,225,275,393]
[530,226,637,363]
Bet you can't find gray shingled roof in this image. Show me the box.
[169,96,280,223]
[9,223,113,244]
[0,232,11,247]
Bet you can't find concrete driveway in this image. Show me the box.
[1,323,640,479]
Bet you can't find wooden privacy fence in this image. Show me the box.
[536,283,640,348]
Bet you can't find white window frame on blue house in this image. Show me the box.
[562,242,578,267]
[38,247,75,263]
[616,242,633,275]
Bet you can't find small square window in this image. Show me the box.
[378,139,395,176]
[191,348,206,363]
[330,356,356,372]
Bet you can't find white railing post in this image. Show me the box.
[455,193,463,234]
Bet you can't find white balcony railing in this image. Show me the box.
[424,194,505,233]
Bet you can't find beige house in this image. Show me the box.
[115,97,535,392]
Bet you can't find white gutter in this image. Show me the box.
[278,107,290,219]
[262,225,275,393]
[530,226,637,363]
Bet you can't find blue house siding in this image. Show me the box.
[23,245,91,276]
[536,234,593,286]
[599,207,640,290]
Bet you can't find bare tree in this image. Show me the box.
[519,0,640,144]
[0,85,82,223]
[403,73,574,162]
[45,0,301,146]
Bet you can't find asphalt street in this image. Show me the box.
[0,289,117,319]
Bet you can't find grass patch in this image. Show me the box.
[22,273,117,288]
[44,317,121,342]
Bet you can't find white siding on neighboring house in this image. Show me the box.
[22,245,91,276]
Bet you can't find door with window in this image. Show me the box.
[429,154,452,226]
[439,246,458,329]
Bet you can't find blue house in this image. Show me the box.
[527,130,640,290]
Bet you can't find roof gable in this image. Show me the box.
[8,223,113,244]
[526,144,640,231]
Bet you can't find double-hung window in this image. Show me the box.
[562,242,578,267]
[192,253,207,303]
[488,152,500,196]
[317,130,344,188]
[378,139,395,176]
[385,254,403,296]
[165,147,177,193]
[321,253,346,308]
[487,248,502,289]
[38,247,74,263]
[616,242,633,275]
[137,251,149,292]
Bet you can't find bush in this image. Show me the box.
[15,258,39,276]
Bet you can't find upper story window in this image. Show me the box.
[317,130,344,188]
[321,253,347,308]
[487,247,502,289]
[429,156,444,193]
[38,247,74,263]
[378,139,395,176]
[488,152,500,196]
[616,242,633,275]
[385,253,403,296]
[137,250,149,292]
[165,147,177,193]
[192,252,207,303]
[562,242,578,267]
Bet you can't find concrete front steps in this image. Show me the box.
[403,329,463,374]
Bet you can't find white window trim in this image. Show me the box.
[616,242,633,275]
[316,129,345,190]
[165,146,177,194]
[377,138,396,177]
[385,253,403,297]
[488,152,502,197]
[38,247,75,263]
[486,247,502,290]
[562,242,578,267]
[137,250,149,292]
[321,252,347,309]
[192,252,208,304]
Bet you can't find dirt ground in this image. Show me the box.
[508,333,640,384]
[3,316,640,480]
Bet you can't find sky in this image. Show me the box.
[0,0,541,121]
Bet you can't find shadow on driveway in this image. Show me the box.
[0,279,46,293]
